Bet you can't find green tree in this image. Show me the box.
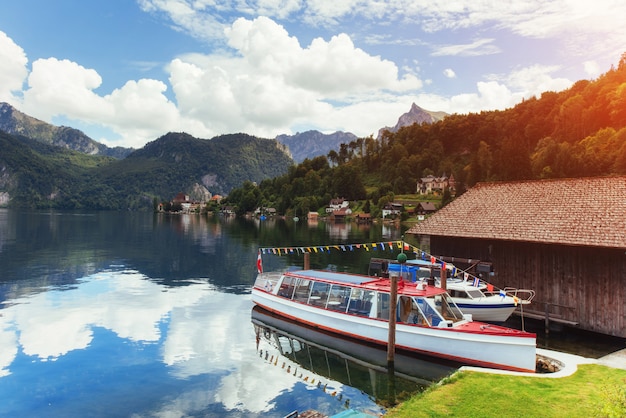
[495,136,532,180]
[331,165,366,200]
[363,199,371,213]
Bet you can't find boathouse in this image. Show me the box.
[407,176,626,338]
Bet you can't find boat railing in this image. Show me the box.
[482,287,535,303]
[503,287,535,303]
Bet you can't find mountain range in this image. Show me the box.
[0,103,132,159]
[0,100,447,209]
[275,104,447,162]
[275,130,358,163]
[0,101,445,162]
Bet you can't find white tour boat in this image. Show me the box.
[252,268,537,373]
[377,258,535,322]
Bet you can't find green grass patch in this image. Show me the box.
[385,364,626,418]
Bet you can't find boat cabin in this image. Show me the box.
[256,270,467,328]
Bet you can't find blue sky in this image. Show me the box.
[1,0,624,149]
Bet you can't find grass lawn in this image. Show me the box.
[384,364,626,418]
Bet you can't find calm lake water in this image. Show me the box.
[0,209,448,417]
[1,209,622,417]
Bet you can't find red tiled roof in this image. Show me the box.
[407,176,626,249]
[333,208,349,216]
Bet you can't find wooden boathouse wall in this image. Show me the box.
[425,236,626,338]
[407,177,626,339]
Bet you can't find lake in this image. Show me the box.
[0,209,447,417]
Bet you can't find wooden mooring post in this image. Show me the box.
[304,252,310,270]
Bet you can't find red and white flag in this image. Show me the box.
[256,251,263,273]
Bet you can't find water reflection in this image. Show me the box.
[252,306,457,410]
[0,269,273,416]
[0,267,394,417]
[1,269,213,371]
[0,209,417,416]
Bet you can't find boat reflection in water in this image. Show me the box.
[251,306,458,407]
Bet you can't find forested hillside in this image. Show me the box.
[224,54,626,216]
[371,54,626,190]
[0,131,293,209]
[95,132,293,206]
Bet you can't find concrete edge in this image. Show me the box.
[457,348,598,378]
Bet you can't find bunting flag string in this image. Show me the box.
[258,240,418,257]
[257,240,487,285]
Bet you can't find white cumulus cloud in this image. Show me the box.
[23,58,112,122]
[443,68,456,78]
[0,32,28,103]
[3,0,625,148]
[19,57,182,148]
[167,16,423,139]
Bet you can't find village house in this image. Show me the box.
[416,201,437,215]
[173,192,192,212]
[329,207,350,222]
[326,198,350,214]
[417,174,456,195]
[382,202,403,219]
[356,213,372,223]
[254,207,277,217]
[158,192,203,213]
[171,192,211,213]
[220,206,235,216]
[407,176,626,338]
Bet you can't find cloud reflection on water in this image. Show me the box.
[0,268,309,415]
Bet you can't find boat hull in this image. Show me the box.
[252,288,536,373]
[451,299,518,322]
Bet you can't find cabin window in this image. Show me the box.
[278,276,297,299]
[398,296,425,324]
[466,289,484,299]
[347,289,374,316]
[450,290,468,299]
[376,293,390,320]
[416,297,442,326]
[437,294,464,321]
[417,268,430,280]
[327,284,350,311]
[293,279,312,303]
[309,281,330,307]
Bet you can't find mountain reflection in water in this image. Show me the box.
[251,306,458,408]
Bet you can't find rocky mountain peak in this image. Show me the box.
[0,102,132,159]
[377,103,448,139]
